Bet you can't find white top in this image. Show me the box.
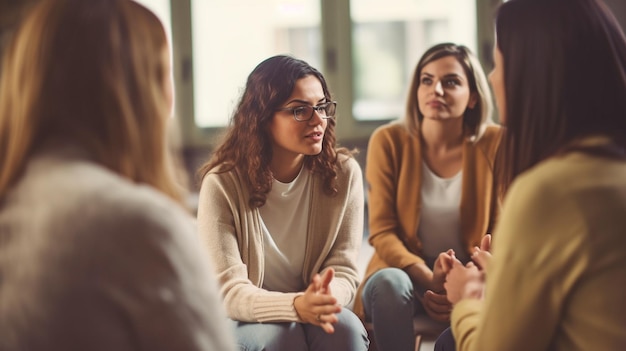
[417,161,468,266]
[259,167,311,292]
[198,155,364,322]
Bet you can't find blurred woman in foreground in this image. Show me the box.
[443,0,626,350]
[0,1,235,350]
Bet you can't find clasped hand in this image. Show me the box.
[417,249,457,322]
[293,268,341,334]
[442,234,492,305]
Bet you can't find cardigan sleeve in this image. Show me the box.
[366,125,426,268]
[197,171,304,323]
[321,156,364,307]
[482,126,503,236]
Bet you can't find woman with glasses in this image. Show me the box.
[352,43,501,351]
[196,55,369,351]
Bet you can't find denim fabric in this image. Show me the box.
[361,268,418,351]
[434,327,456,351]
[230,308,369,351]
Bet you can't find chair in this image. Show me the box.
[365,314,449,351]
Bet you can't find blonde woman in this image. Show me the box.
[354,43,501,351]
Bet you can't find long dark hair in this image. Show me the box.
[495,0,626,195]
[197,55,352,208]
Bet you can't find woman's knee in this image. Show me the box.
[362,268,414,307]
[233,321,307,351]
[365,268,413,294]
[334,309,369,341]
[307,309,369,351]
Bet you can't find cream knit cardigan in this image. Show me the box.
[197,155,364,323]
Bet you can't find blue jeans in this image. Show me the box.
[230,308,369,351]
[362,268,419,351]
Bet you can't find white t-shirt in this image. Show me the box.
[417,161,469,267]
[259,167,311,292]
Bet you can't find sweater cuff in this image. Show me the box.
[253,292,304,323]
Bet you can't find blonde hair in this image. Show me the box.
[403,43,494,140]
[0,0,185,204]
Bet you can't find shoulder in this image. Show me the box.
[513,154,583,189]
[368,121,416,161]
[197,166,253,217]
[513,152,625,196]
[10,155,199,277]
[199,166,248,201]
[472,124,502,148]
[29,157,196,246]
[495,153,626,260]
[84,176,194,249]
[502,154,599,219]
[201,164,243,186]
[67,179,203,290]
[335,154,363,180]
[481,124,503,141]
[337,153,359,169]
[326,155,363,196]
[370,121,412,143]
[465,124,502,164]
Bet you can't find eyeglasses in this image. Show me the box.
[277,101,337,122]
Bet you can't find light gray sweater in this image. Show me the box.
[0,147,236,351]
[197,155,364,323]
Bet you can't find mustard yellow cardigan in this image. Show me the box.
[353,122,502,319]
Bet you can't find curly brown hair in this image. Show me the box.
[197,55,354,208]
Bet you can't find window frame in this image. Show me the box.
[169,0,500,148]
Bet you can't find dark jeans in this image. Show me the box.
[434,327,456,351]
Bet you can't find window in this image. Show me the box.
[350,0,476,121]
[190,0,322,128]
[162,0,489,146]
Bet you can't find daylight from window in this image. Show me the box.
[351,0,476,120]
[192,0,321,128]
[138,0,476,127]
